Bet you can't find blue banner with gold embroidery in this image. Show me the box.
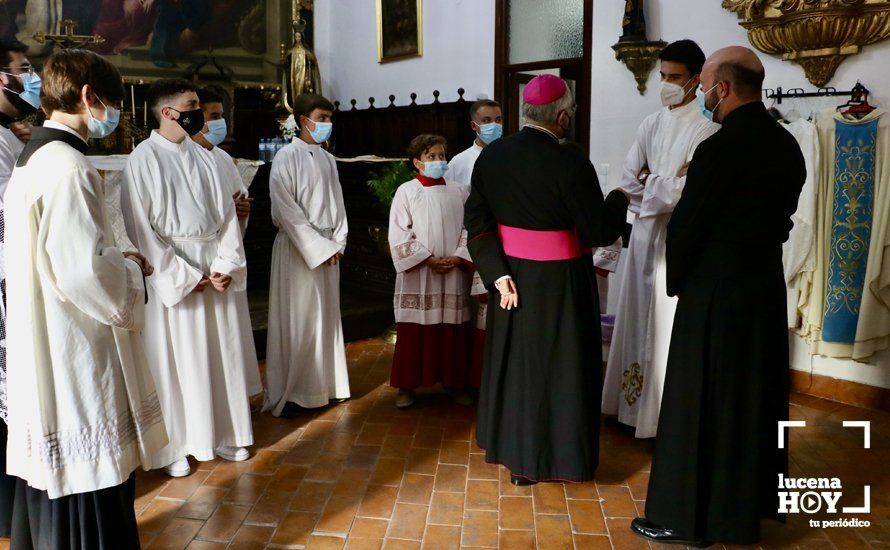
[822,118,878,343]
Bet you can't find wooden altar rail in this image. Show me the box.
[330,88,478,160]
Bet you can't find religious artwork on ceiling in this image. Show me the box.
[2,0,271,82]
[377,0,423,63]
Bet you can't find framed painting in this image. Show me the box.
[376,0,423,63]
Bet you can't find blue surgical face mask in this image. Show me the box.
[476,122,503,145]
[421,160,448,179]
[204,118,227,146]
[305,117,333,143]
[1,71,41,109]
[87,97,121,139]
[698,83,723,124]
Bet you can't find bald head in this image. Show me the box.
[702,46,765,101]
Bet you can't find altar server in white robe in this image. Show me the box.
[264,93,350,418]
[447,100,503,388]
[0,41,36,533]
[4,49,166,548]
[389,135,473,409]
[448,100,503,190]
[191,86,262,398]
[193,87,254,232]
[602,40,718,438]
[122,78,255,477]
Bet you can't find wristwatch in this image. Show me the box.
[638,172,650,185]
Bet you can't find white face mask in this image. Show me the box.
[660,78,694,107]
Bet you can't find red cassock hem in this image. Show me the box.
[390,322,473,390]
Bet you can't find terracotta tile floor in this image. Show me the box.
[6,338,889,550]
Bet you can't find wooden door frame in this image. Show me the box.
[494,0,593,151]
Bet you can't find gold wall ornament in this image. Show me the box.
[612,0,667,95]
[612,39,668,95]
[722,0,890,87]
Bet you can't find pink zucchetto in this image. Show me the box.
[522,74,568,106]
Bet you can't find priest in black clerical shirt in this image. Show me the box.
[632,47,806,546]
[465,75,628,485]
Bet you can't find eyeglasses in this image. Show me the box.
[0,65,36,77]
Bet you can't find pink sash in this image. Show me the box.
[498,224,591,261]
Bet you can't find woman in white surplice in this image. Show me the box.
[122,79,256,477]
[601,42,718,438]
[264,94,350,417]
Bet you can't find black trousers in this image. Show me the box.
[10,472,140,550]
[0,421,15,537]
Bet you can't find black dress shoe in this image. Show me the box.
[510,474,538,486]
[630,518,711,547]
[329,397,350,404]
[280,402,308,418]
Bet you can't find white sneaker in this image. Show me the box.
[395,389,415,409]
[216,446,250,462]
[164,457,191,478]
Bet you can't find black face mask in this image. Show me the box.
[169,107,205,136]
[1,88,37,117]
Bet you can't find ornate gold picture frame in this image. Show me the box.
[377,0,424,63]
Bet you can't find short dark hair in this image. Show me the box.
[0,39,27,67]
[292,93,334,120]
[659,39,706,77]
[715,61,765,99]
[146,78,198,121]
[41,49,123,116]
[407,134,447,161]
[197,87,224,105]
[470,99,501,119]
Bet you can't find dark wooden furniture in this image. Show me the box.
[243,90,478,351]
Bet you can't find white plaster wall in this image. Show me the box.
[314,0,495,108]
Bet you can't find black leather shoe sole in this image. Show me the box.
[510,474,538,486]
[280,402,308,418]
[630,517,711,547]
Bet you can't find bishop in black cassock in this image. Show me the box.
[633,47,805,546]
[465,75,628,484]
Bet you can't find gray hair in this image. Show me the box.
[521,87,575,125]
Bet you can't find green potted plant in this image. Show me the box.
[366,161,415,255]
[366,161,415,345]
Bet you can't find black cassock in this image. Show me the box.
[645,102,805,544]
[465,127,628,482]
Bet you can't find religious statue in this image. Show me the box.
[281,0,322,113]
[282,18,322,112]
[612,0,666,94]
[620,0,647,41]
